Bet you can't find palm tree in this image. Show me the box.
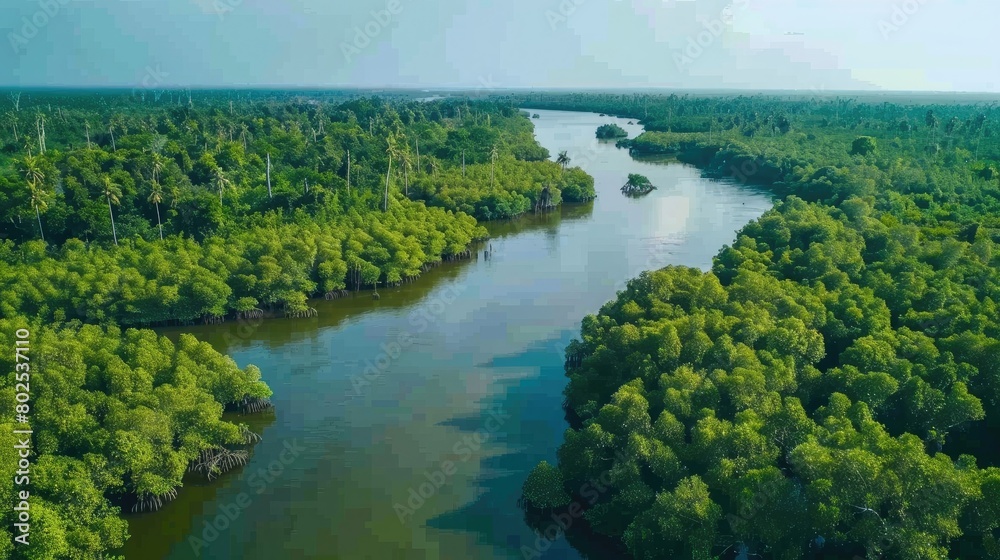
[384,135,397,212]
[5,111,19,143]
[490,144,499,189]
[35,112,46,154]
[102,176,122,246]
[18,156,46,242]
[213,166,232,205]
[148,182,164,240]
[925,110,939,144]
[239,123,251,152]
[556,150,570,169]
[27,182,47,242]
[19,154,44,187]
[397,146,412,197]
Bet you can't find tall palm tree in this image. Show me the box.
[6,111,19,142]
[490,144,499,190]
[400,149,412,197]
[148,182,164,240]
[102,176,122,246]
[35,112,46,154]
[213,166,232,205]
[239,123,251,152]
[556,150,570,169]
[384,135,398,212]
[27,182,47,242]
[19,154,44,187]
[18,156,47,242]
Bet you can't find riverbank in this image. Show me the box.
[123,108,775,560]
[515,98,1000,559]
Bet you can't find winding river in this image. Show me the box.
[125,109,774,560]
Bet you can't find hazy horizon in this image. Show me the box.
[2,0,998,93]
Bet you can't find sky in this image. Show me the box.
[1,0,997,92]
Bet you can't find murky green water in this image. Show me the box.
[125,109,774,560]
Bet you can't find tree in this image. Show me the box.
[384,135,397,212]
[621,173,655,195]
[19,155,48,242]
[101,176,122,246]
[851,136,877,156]
[926,109,939,143]
[556,150,571,169]
[214,166,232,205]
[148,182,165,240]
[596,124,628,139]
[5,111,18,142]
[490,143,499,189]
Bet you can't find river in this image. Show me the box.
[125,109,774,560]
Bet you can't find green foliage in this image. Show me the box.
[514,92,1000,560]
[851,135,878,156]
[521,461,571,508]
[0,96,576,246]
[596,123,628,139]
[0,317,269,559]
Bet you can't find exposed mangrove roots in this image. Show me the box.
[285,307,318,319]
[237,308,264,320]
[240,424,262,445]
[189,447,250,481]
[132,488,179,513]
[442,249,473,262]
[236,395,273,414]
[202,314,226,325]
[324,289,351,300]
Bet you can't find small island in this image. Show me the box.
[621,173,657,196]
[596,123,629,139]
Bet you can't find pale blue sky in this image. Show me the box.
[1,0,997,92]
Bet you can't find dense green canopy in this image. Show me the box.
[596,124,628,140]
[516,92,1000,560]
[0,92,596,559]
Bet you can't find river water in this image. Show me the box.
[125,109,774,560]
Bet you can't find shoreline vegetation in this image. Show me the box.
[0,92,594,559]
[620,173,656,197]
[596,123,629,140]
[514,93,1000,560]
